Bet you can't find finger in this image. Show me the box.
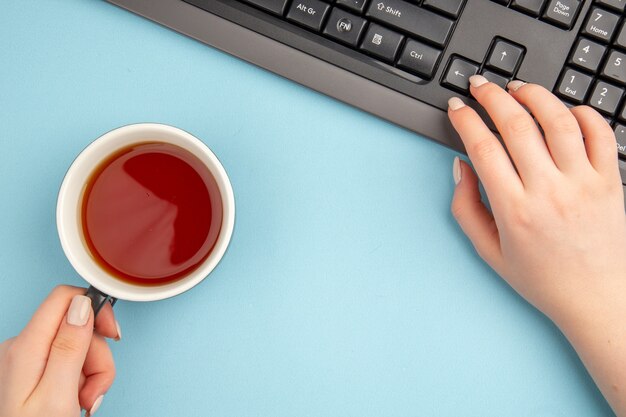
[451,158,504,272]
[447,97,523,203]
[10,286,87,396]
[79,335,115,415]
[468,75,557,184]
[570,105,620,178]
[95,302,121,341]
[507,82,589,173]
[16,286,86,355]
[37,295,94,397]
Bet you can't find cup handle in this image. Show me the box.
[85,285,117,317]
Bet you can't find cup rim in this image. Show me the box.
[56,123,235,302]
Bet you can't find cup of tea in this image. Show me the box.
[57,123,235,313]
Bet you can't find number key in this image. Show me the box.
[569,38,606,72]
[581,7,620,43]
[556,68,593,103]
[615,21,626,49]
[601,50,626,85]
[588,81,624,115]
[596,0,626,12]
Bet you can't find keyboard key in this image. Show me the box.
[556,68,592,103]
[619,101,626,121]
[365,0,454,47]
[511,0,546,17]
[614,22,626,49]
[542,0,580,29]
[581,7,620,43]
[397,39,442,78]
[242,0,289,15]
[360,23,405,63]
[286,0,331,31]
[335,0,368,13]
[323,8,367,46]
[613,124,626,158]
[602,50,626,85]
[568,38,606,72]
[481,70,509,88]
[596,0,626,12]
[442,57,479,93]
[588,81,623,115]
[486,39,524,75]
[422,0,465,18]
[491,0,510,4]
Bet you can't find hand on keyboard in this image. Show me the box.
[447,76,626,416]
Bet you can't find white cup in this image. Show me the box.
[57,123,235,308]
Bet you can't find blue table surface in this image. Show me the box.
[0,2,614,416]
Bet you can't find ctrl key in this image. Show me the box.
[397,39,442,79]
[556,68,592,104]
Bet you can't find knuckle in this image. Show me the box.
[549,112,580,136]
[603,173,623,194]
[479,84,502,105]
[51,334,82,358]
[51,284,77,298]
[597,130,618,145]
[503,113,536,137]
[508,207,533,232]
[469,138,499,162]
[450,198,466,220]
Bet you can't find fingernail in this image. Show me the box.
[507,80,526,92]
[469,74,488,88]
[453,157,462,185]
[86,395,104,417]
[448,97,465,111]
[67,295,91,327]
[115,320,122,342]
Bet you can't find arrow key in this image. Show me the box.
[486,39,524,75]
[568,38,606,72]
[588,80,623,116]
[442,56,479,93]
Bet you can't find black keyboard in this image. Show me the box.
[108,0,626,202]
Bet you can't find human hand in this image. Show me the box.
[448,76,626,321]
[447,75,626,415]
[0,285,120,417]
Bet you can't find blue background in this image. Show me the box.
[0,1,613,416]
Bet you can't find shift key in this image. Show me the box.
[366,0,454,47]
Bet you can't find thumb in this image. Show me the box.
[451,158,504,272]
[38,295,94,397]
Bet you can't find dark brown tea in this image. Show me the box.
[81,142,223,286]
